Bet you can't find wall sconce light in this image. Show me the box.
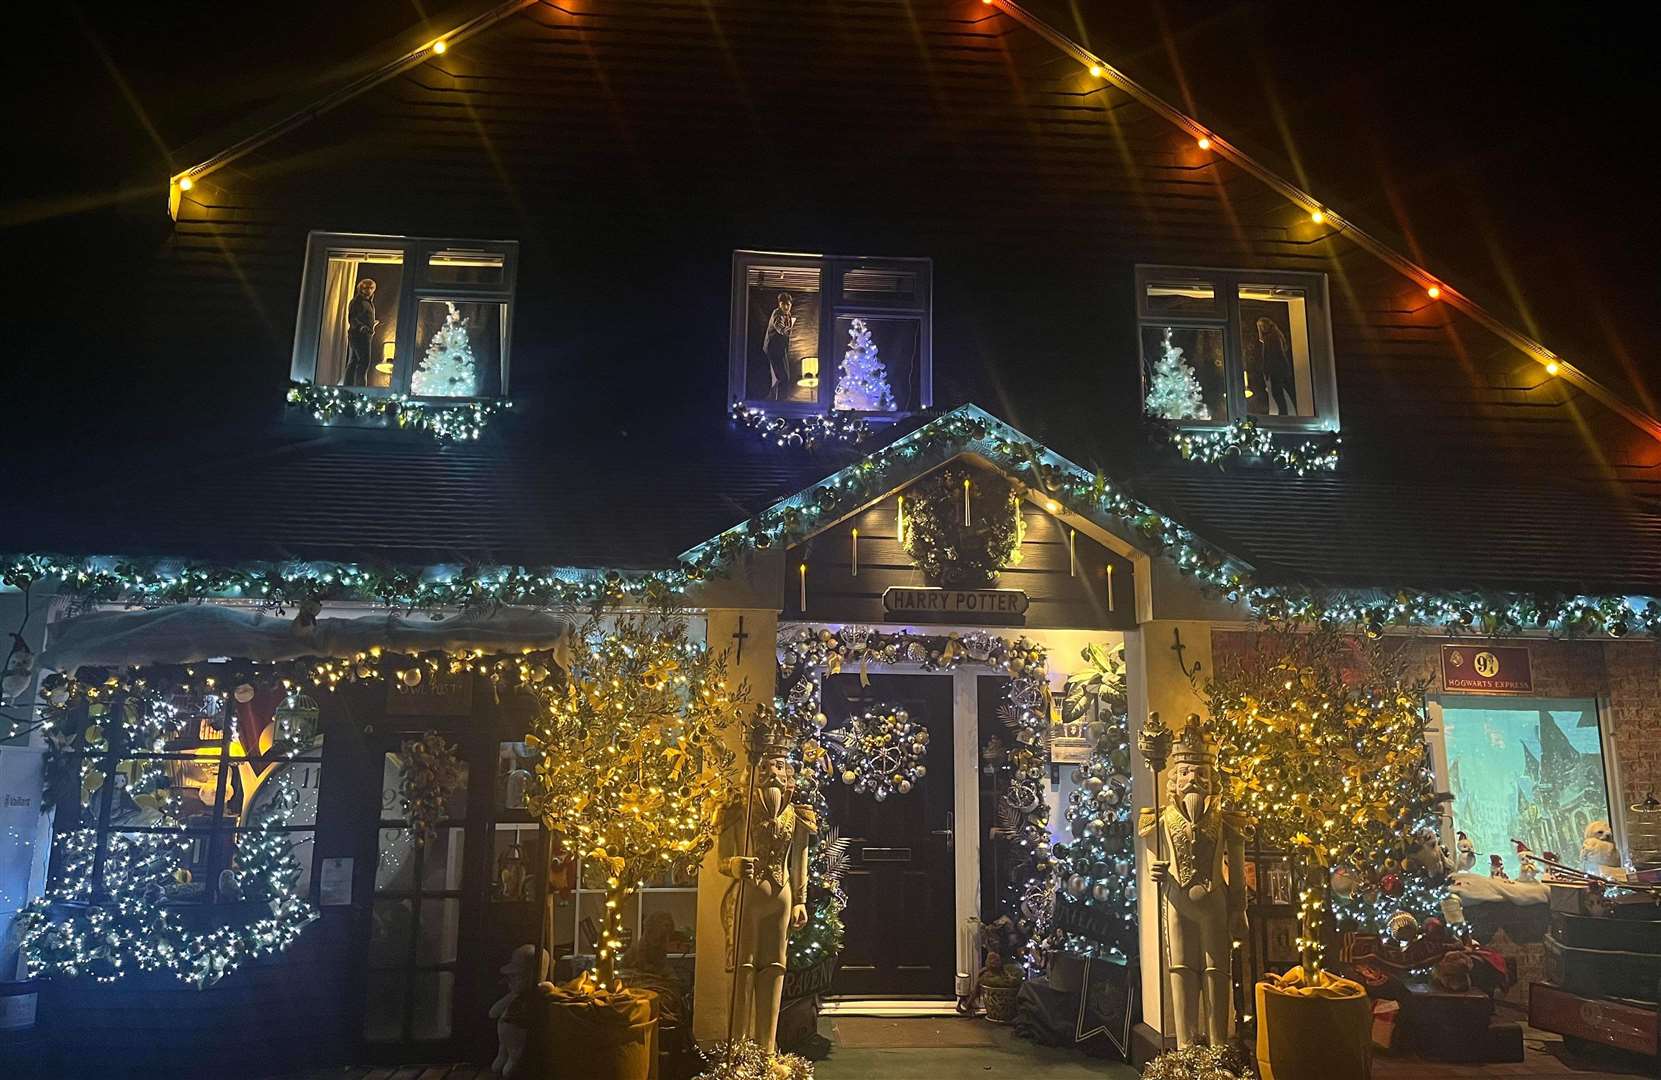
[376,339,396,376]
[798,355,820,389]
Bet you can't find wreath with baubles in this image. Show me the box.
[898,464,1025,588]
[824,704,929,801]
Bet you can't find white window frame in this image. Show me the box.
[1135,264,1340,432]
[290,231,518,398]
[728,249,933,418]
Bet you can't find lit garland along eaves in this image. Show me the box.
[5,404,1659,637]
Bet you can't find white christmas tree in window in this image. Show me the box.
[833,317,898,412]
[411,301,477,397]
[1144,326,1210,420]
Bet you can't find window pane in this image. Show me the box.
[381,750,471,824]
[368,898,414,967]
[363,968,407,1042]
[743,265,823,404]
[411,299,504,398]
[421,827,466,892]
[1142,326,1225,422]
[493,824,538,902]
[410,971,456,1040]
[1239,285,1316,418]
[842,266,920,306]
[376,826,417,891]
[498,741,534,811]
[1145,279,1220,318]
[1442,698,1610,877]
[831,315,919,413]
[427,248,505,285]
[318,249,403,390]
[417,898,462,964]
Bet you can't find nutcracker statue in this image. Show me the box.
[1139,721,1249,1047]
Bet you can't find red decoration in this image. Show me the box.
[1380,872,1402,896]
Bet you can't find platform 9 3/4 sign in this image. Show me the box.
[1441,644,1532,694]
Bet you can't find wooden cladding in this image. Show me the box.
[787,495,1135,629]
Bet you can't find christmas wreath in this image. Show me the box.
[898,464,1024,588]
[825,704,929,801]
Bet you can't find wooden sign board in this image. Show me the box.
[882,587,1028,623]
[1053,896,1121,945]
[1441,644,1533,694]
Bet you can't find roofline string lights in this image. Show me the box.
[1018,0,1655,440]
[6,404,1661,638]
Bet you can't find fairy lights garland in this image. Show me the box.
[286,381,510,441]
[776,625,1056,965]
[1160,417,1341,474]
[7,407,1660,639]
[730,401,872,451]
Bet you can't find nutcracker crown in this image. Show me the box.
[1169,722,1215,767]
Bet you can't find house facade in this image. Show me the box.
[3,0,1660,1073]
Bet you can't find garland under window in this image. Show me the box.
[287,381,510,441]
[1159,417,1341,474]
[730,401,872,451]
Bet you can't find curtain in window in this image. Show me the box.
[317,257,359,385]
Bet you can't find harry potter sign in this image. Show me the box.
[882,586,1029,622]
[1441,644,1533,694]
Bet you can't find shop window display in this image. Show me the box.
[1438,697,1612,877]
[291,232,517,400]
[1136,265,1338,430]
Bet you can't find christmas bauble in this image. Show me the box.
[1085,776,1104,794]
[1070,818,1088,838]
[1125,881,1137,902]
[898,780,913,794]
[1380,872,1403,896]
[401,668,423,687]
[1035,842,1052,859]
[814,712,828,728]
[875,789,888,802]
[1387,910,1419,942]
[842,770,857,785]
[1091,883,1112,902]
[1067,874,1088,896]
[1330,867,1357,898]
[233,683,256,703]
[914,765,926,779]
[1071,768,1087,785]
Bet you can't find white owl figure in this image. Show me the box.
[1581,820,1620,874]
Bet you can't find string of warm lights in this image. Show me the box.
[18,682,316,986]
[983,0,1659,441]
[729,401,874,451]
[285,381,511,441]
[1158,418,1341,474]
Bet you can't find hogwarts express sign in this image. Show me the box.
[1441,644,1533,694]
[883,587,1029,622]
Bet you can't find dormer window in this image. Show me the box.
[291,232,517,399]
[1136,265,1339,431]
[729,251,931,417]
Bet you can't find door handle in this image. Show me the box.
[930,811,954,854]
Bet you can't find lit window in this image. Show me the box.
[730,251,931,416]
[1136,266,1338,430]
[291,233,517,400]
[1436,696,1612,877]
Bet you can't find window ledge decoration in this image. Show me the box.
[286,381,510,441]
[18,677,316,987]
[1161,417,1341,474]
[729,401,872,451]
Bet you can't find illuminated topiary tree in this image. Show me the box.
[525,615,747,990]
[1205,629,1444,978]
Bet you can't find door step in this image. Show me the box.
[820,998,960,1017]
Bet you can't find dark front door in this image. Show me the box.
[822,673,956,997]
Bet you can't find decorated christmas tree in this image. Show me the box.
[1144,327,1210,421]
[832,318,897,412]
[411,301,477,397]
[525,615,746,990]
[1048,645,1138,962]
[1205,629,1448,976]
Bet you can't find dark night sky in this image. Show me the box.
[8,1,1660,408]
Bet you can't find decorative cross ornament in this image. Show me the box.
[731,614,751,662]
